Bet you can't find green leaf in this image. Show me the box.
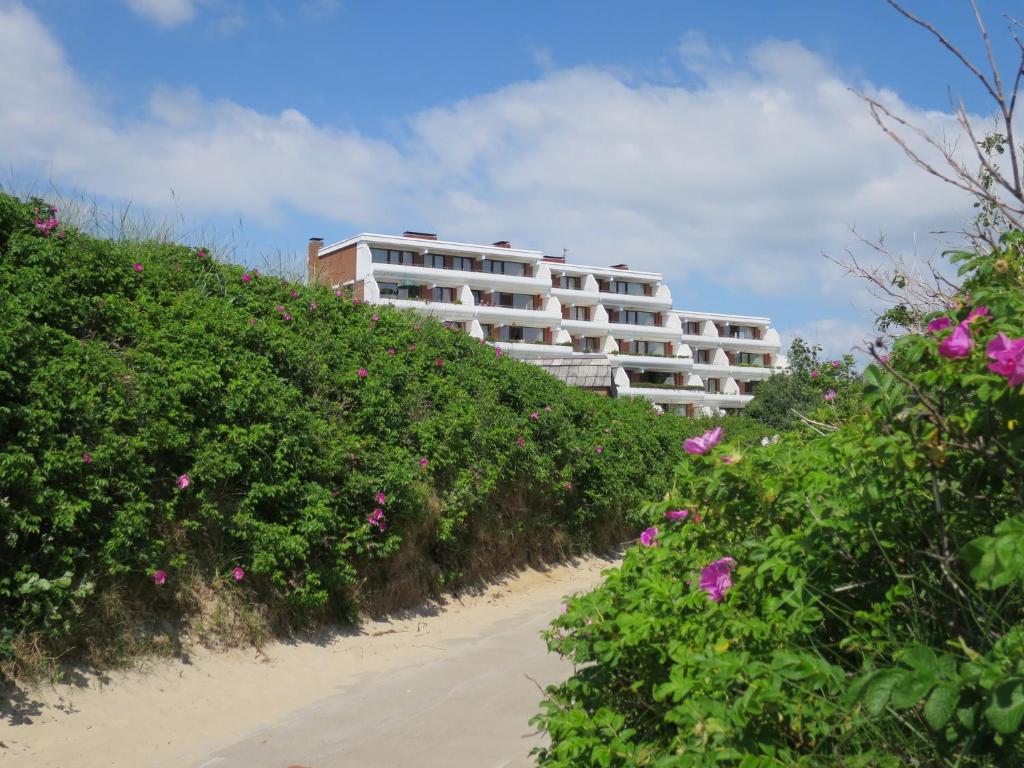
[863,669,905,716]
[984,679,1024,735]
[924,684,959,731]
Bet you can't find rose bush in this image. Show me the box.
[535,233,1024,766]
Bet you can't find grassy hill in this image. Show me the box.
[0,193,713,677]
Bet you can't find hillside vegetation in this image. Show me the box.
[0,193,716,677]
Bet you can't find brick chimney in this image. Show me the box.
[610,263,630,270]
[307,237,323,279]
[492,240,511,248]
[403,230,438,240]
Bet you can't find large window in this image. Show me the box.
[569,305,590,321]
[695,349,713,364]
[574,336,602,353]
[728,326,754,339]
[371,248,414,265]
[424,253,446,269]
[493,292,535,310]
[614,310,656,326]
[608,280,644,295]
[705,378,721,394]
[431,286,455,303]
[483,259,527,276]
[736,352,764,366]
[452,255,475,272]
[471,289,484,305]
[684,321,702,335]
[501,326,544,342]
[377,281,423,300]
[629,340,666,356]
[558,275,582,290]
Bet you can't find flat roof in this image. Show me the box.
[320,233,544,260]
[672,309,772,325]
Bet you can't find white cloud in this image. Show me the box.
[781,317,875,361]
[122,0,196,28]
[1,3,981,342]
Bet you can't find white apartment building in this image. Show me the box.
[308,231,782,416]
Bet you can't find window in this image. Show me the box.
[574,336,601,353]
[377,281,423,300]
[483,259,526,276]
[728,325,753,339]
[608,280,644,295]
[500,326,543,343]
[371,248,414,265]
[631,370,672,386]
[558,275,582,290]
[630,340,666,356]
[452,256,475,272]
[431,286,455,303]
[424,253,446,269]
[684,321,702,335]
[616,310,656,326]
[744,380,758,395]
[569,305,589,321]
[493,292,535,310]
[695,349,713,364]
[471,289,484,305]
[480,324,493,338]
[736,352,764,366]
[705,378,721,394]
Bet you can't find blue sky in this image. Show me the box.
[4,1,1019,357]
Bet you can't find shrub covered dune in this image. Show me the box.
[0,193,726,677]
[537,235,1024,766]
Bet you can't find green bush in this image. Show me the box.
[534,233,1024,766]
[0,193,707,674]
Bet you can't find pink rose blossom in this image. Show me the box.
[242,273,252,283]
[926,316,952,334]
[831,360,841,368]
[810,370,819,378]
[938,321,974,359]
[176,474,191,489]
[565,481,573,490]
[353,298,362,305]
[196,248,208,258]
[368,508,385,528]
[699,557,736,602]
[358,367,368,378]
[495,347,504,359]
[375,491,386,505]
[664,509,689,522]
[684,427,723,455]
[248,318,258,325]
[82,451,92,464]
[275,305,285,313]
[516,437,526,447]
[152,569,167,586]
[283,313,293,322]
[529,412,540,420]
[335,289,343,297]
[594,445,604,454]
[290,289,299,299]
[133,262,144,273]
[231,567,245,582]
[824,389,837,401]
[419,457,429,468]
[967,306,989,323]
[387,348,396,356]
[436,358,444,367]
[309,302,317,311]
[880,354,891,364]
[639,526,659,547]
[372,314,380,322]
[560,603,568,614]
[986,333,1024,386]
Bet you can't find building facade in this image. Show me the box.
[308,231,782,416]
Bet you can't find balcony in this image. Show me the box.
[618,385,707,404]
[475,303,562,325]
[551,287,601,304]
[703,393,755,408]
[606,322,681,342]
[611,353,693,371]
[378,298,478,321]
[370,262,547,293]
[494,341,574,358]
[561,317,611,335]
[692,363,773,380]
[597,292,673,311]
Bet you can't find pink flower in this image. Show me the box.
[335,289,344,297]
[290,289,299,299]
[152,569,167,586]
[684,427,723,455]
[419,457,429,468]
[938,321,974,359]
[594,445,604,454]
[309,302,317,311]
[275,305,285,313]
[176,474,191,489]
[639,526,659,547]
[436,358,444,367]
[231,567,245,582]
[196,248,208,258]
[565,481,573,491]
[358,367,368,378]
[560,602,568,614]
[242,273,252,283]
[82,451,92,464]
[387,348,396,356]
[986,333,1024,386]
[529,412,540,420]
[248,318,258,325]
[699,557,736,602]
[283,313,293,322]
[516,437,526,447]
[353,298,362,305]
[824,389,837,401]
[372,314,380,322]
[880,354,891,364]
[495,347,504,359]
[35,216,59,235]
[368,508,385,528]
[664,509,689,522]
[831,360,841,368]
[927,316,952,334]
[810,370,819,378]
[967,306,989,323]
[375,491,386,505]
[133,262,144,273]
[720,454,740,464]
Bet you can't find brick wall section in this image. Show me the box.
[311,243,358,287]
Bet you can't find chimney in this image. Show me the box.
[307,237,323,280]
[403,230,437,241]
[610,263,630,270]
[492,240,511,248]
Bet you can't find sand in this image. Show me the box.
[0,555,617,768]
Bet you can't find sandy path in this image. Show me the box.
[0,555,616,768]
